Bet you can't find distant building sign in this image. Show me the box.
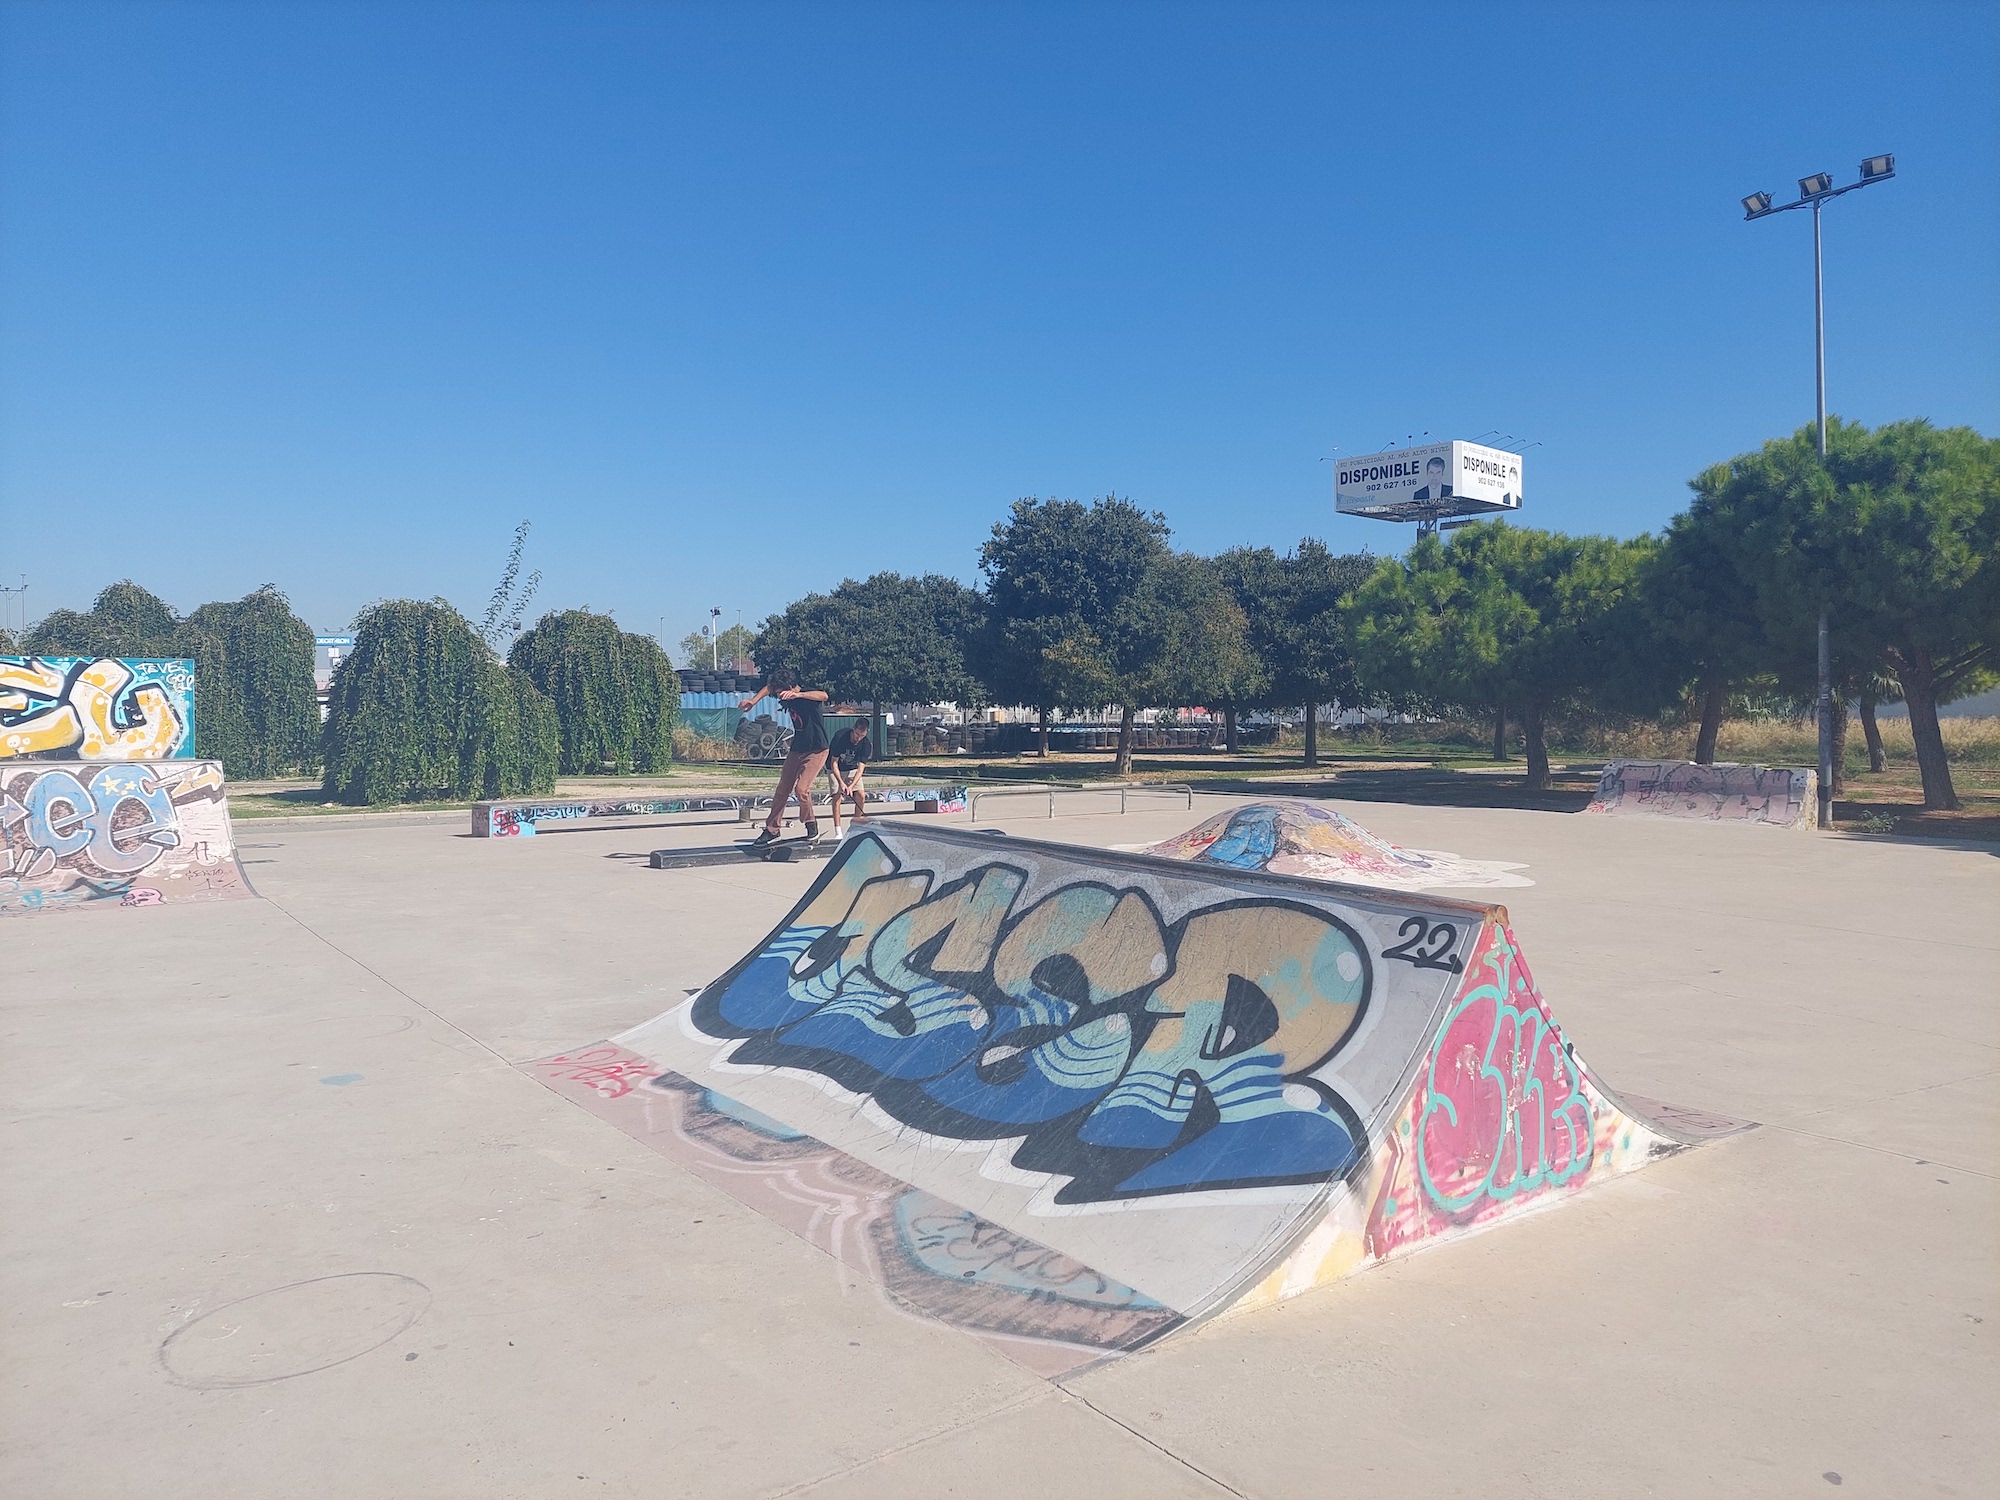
[314,635,354,702]
[1335,440,1524,523]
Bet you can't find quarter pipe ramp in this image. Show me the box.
[534,817,1744,1376]
[1,759,254,915]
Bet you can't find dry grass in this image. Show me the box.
[1714,715,2000,769]
[1550,714,2000,769]
[671,727,740,762]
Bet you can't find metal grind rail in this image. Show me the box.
[968,782,1196,824]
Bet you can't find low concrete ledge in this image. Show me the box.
[473,784,969,837]
[1583,759,1818,830]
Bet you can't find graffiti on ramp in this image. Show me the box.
[1585,759,1816,830]
[1,656,196,762]
[1130,800,1531,889]
[532,821,1746,1377]
[1,759,253,915]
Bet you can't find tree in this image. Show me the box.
[977,496,1170,756]
[27,582,318,776]
[510,609,678,774]
[24,580,179,657]
[678,623,757,671]
[175,586,320,777]
[1639,508,1772,764]
[1215,542,1377,766]
[1348,523,1654,790]
[1078,552,1258,775]
[1687,418,1998,809]
[478,520,543,653]
[1282,541,1378,768]
[753,573,985,756]
[322,599,558,804]
[1209,546,1284,750]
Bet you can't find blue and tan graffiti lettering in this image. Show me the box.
[0,657,195,761]
[0,759,247,914]
[691,834,1372,1203]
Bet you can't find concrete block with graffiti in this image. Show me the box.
[531,811,1746,1376]
[1584,758,1817,830]
[0,759,253,915]
[1,656,196,762]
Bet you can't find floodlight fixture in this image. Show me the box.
[1742,190,1774,219]
[1859,153,1895,181]
[1798,172,1834,198]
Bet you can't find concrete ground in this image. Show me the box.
[4,795,1994,1499]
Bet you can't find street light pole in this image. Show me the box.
[1741,154,1894,830]
[1812,197,1827,456]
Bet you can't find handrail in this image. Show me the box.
[969,781,1196,823]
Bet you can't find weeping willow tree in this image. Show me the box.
[321,598,558,804]
[19,581,316,776]
[23,580,180,657]
[176,586,319,776]
[508,609,677,774]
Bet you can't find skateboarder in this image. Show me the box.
[738,668,829,846]
[827,717,873,834]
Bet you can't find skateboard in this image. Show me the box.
[649,834,836,870]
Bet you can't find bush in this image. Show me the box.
[24,580,180,657]
[18,580,317,778]
[321,599,558,804]
[508,610,677,774]
[176,586,319,777]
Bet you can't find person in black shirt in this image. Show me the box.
[737,668,830,844]
[827,717,872,834]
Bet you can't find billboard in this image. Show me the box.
[1334,441,1524,522]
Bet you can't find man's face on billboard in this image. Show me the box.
[1426,456,1447,490]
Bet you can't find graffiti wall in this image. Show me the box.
[1584,759,1816,830]
[1,656,196,761]
[0,759,252,915]
[531,820,1741,1375]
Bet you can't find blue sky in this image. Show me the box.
[2,1,1994,653]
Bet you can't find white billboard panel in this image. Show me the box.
[1334,440,1524,521]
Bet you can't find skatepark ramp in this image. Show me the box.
[1,759,254,915]
[534,814,1745,1377]
[1585,759,1817,829]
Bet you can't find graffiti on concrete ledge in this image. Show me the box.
[1,656,195,761]
[1584,759,1815,829]
[0,759,249,914]
[691,832,1373,1204]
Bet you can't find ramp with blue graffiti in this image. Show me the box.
[532,818,1745,1377]
[1,759,253,915]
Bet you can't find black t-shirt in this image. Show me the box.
[831,726,871,771]
[783,695,828,755]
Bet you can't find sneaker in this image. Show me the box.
[803,822,822,842]
[749,828,779,847]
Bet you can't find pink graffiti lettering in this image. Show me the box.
[1415,923,1592,1213]
[537,1045,661,1099]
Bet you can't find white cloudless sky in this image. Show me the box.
[1,0,1994,651]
